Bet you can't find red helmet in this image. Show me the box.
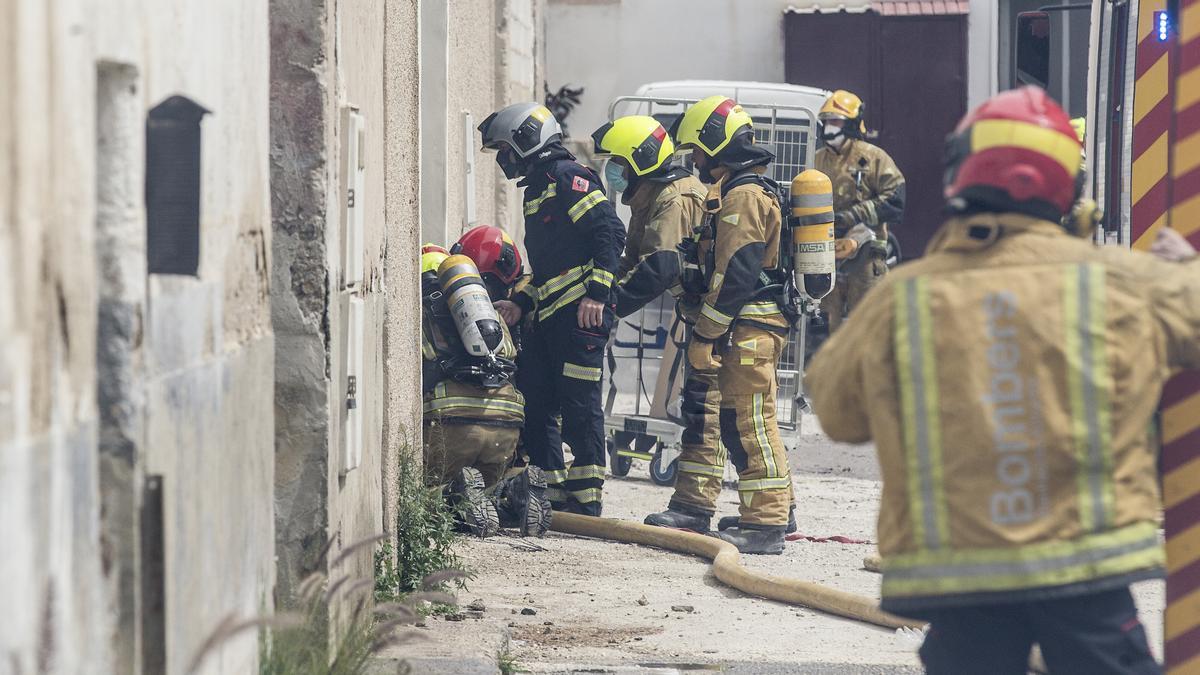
[451,225,523,292]
[944,86,1082,221]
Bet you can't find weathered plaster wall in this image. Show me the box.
[381,0,422,544]
[3,0,275,673]
[271,0,387,620]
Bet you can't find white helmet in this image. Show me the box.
[478,103,564,178]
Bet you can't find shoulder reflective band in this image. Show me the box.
[881,521,1162,597]
[894,277,950,552]
[568,190,607,222]
[1062,263,1114,534]
[524,184,557,215]
[562,362,602,381]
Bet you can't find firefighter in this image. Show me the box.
[815,90,905,331]
[421,229,552,538]
[590,115,706,316]
[639,96,793,554]
[479,103,626,516]
[590,114,726,518]
[808,87,1200,674]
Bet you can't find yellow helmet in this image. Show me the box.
[673,95,754,158]
[421,248,449,276]
[591,116,675,177]
[819,90,867,136]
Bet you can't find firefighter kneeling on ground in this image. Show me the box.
[421,226,552,538]
[638,96,794,555]
[480,103,626,516]
[808,86,1200,674]
[815,90,905,332]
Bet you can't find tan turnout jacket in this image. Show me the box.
[808,212,1200,613]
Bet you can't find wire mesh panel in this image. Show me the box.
[607,95,821,433]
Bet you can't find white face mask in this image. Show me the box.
[825,134,847,151]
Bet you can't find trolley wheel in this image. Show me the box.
[649,451,679,486]
[607,436,633,477]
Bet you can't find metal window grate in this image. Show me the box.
[146,95,209,276]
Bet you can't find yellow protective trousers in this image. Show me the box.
[423,421,520,488]
[668,363,726,514]
[718,324,791,526]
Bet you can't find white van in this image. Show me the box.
[602,80,829,483]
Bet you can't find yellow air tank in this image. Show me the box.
[789,169,836,301]
[437,254,505,357]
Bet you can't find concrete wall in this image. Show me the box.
[3,0,275,673]
[270,0,386,614]
[546,0,995,137]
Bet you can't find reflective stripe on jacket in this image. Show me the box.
[514,152,626,321]
[807,213,1200,612]
[423,380,525,427]
[693,168,789,341]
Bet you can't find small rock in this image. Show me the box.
[543,621,554,626]
[637,596,649,606]
[671,605,695,613]
[467,599,486,612]
[465,610,485,620]
[608,638,619,644]
[704,649,718,654]
[444,612,466,622]
[508,621,518,627]
[634,637,643,641]
[511,609,518,614]
[521,607,537,616]
[543,627,552,634]
[416,621,428,628]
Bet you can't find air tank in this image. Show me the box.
[437,254,505,357]
[789,169,837,301]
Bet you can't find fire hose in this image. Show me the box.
[549,512,919,630]
[550,514,1051,673]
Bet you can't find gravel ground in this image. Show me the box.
[381,424,1165,674]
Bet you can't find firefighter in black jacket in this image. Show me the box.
[479,103,626,516]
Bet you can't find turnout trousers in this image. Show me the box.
[719,324,792,526]
[821,252,887,332]
[423,422,520,488]
[669,326,796,520]
[517,306,611,515]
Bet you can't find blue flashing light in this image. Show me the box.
[1157,10,1171,42]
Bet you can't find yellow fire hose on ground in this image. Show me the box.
[550,514,1052,673]
[550,512,919,630]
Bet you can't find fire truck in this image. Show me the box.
[1015,1,1200,671]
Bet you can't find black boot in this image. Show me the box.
[447,467,499,538]
[644,505,712,532]
[717,505,797,534]
[496,466,553,537]
[716,524,786,555]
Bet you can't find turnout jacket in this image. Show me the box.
[808,212,1200,614]
[614,171,707,318]
[693,167,790,342]
[513,148,626,323]
[814,138,905,239]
